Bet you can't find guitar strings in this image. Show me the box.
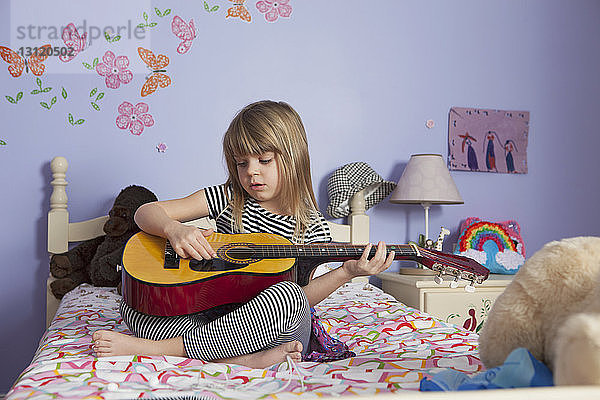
[170,238,486,280]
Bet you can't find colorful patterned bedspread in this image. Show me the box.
[7,282,483,399]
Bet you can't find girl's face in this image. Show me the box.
[234,152,284,214]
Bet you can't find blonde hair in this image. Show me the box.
[222,100,318,240]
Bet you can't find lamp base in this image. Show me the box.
[398,267,436,276]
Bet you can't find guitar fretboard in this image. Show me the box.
[227,244,417,260]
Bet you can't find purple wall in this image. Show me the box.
[1,0,599,392]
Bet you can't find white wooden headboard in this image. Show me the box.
[47,156,370,326]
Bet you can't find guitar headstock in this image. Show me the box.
[415,247,490,290]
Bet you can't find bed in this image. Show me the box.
[6,156,600,399]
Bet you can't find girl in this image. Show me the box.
[93,100,394,368]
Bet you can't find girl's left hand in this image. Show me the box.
[341,241,395,279]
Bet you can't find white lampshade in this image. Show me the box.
[389,154,463,205]
[390,154,463,243]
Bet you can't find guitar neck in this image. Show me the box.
[235,243,489,284]
[245,243,418,262]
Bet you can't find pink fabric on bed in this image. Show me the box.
[7,283,483,399]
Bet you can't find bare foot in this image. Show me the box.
[216,341,302,369]
[92,331,301,369]
[92,330,185,358]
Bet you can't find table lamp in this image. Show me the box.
[389,153,463,252]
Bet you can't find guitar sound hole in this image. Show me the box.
[225,246,254,260]
[189,259,247,272]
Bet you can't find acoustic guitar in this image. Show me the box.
[121,231,489,316]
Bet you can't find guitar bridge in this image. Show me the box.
[164,241,179,269]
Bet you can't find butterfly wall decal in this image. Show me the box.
[59,23,89,62]
[226,0,251,22]
[0,44,51,77]
[138,47,171,97]
[171,16,196,55]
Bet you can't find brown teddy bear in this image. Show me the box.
[50,185,157,299]
[478,236,600,385]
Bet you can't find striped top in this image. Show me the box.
[204,184,331,244]
[204,184,332,286]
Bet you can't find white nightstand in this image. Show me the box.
[377,272,513,333]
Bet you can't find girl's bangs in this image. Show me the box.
[228,125,278,157]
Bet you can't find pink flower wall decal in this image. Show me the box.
[96,51,133,89]
[256,0,292,22]
[116,102,154,135]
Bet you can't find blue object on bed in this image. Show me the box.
[420,347,553,391]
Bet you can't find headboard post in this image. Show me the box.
[349,189,369,245]
[48,156,69,254]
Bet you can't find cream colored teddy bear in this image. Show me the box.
[478,236,600,385]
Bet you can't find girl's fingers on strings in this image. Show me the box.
[187,240,213,260]
[375,241,386,260]
[185,245,204,261]
[173,241,206,260]
[381,250,395,272]
[195,230,217,258]
[370,242,386,272]
[361,244,372,260]
[173,245,190,259]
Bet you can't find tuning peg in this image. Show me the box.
[465,281,476,293]
[434,274,443,285]
[449,277,459,289]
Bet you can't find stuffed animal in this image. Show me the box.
[50,185,157,299]
[478,236,600,385]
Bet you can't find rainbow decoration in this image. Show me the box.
[454,218,525,274]
[457,221,517,253]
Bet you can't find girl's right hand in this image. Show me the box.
[164,221,217,260]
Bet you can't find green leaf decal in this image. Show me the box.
[90,88,97,97]
[91,102,100,111]
[204,2,219,12]
[149,22,157,27]
[16,92,23,101]
[82,62,92,69]
[42,87,51,93]
[96,93,104,101]
[36,77,42,88]
[5,96,16,104]
[155,7,162,16]
[40,102,49,109]
[164,9,171,16]
[0,140,6,145]
[75,119,85,125]
[143,12,148,21]
[31,89,40,95]
[68,113,74,124]
[113,35,121,42]
[93,58,99,67]
[50,96,57,105]
[61,88,67,99]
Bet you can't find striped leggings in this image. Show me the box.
[119,281,311,360]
